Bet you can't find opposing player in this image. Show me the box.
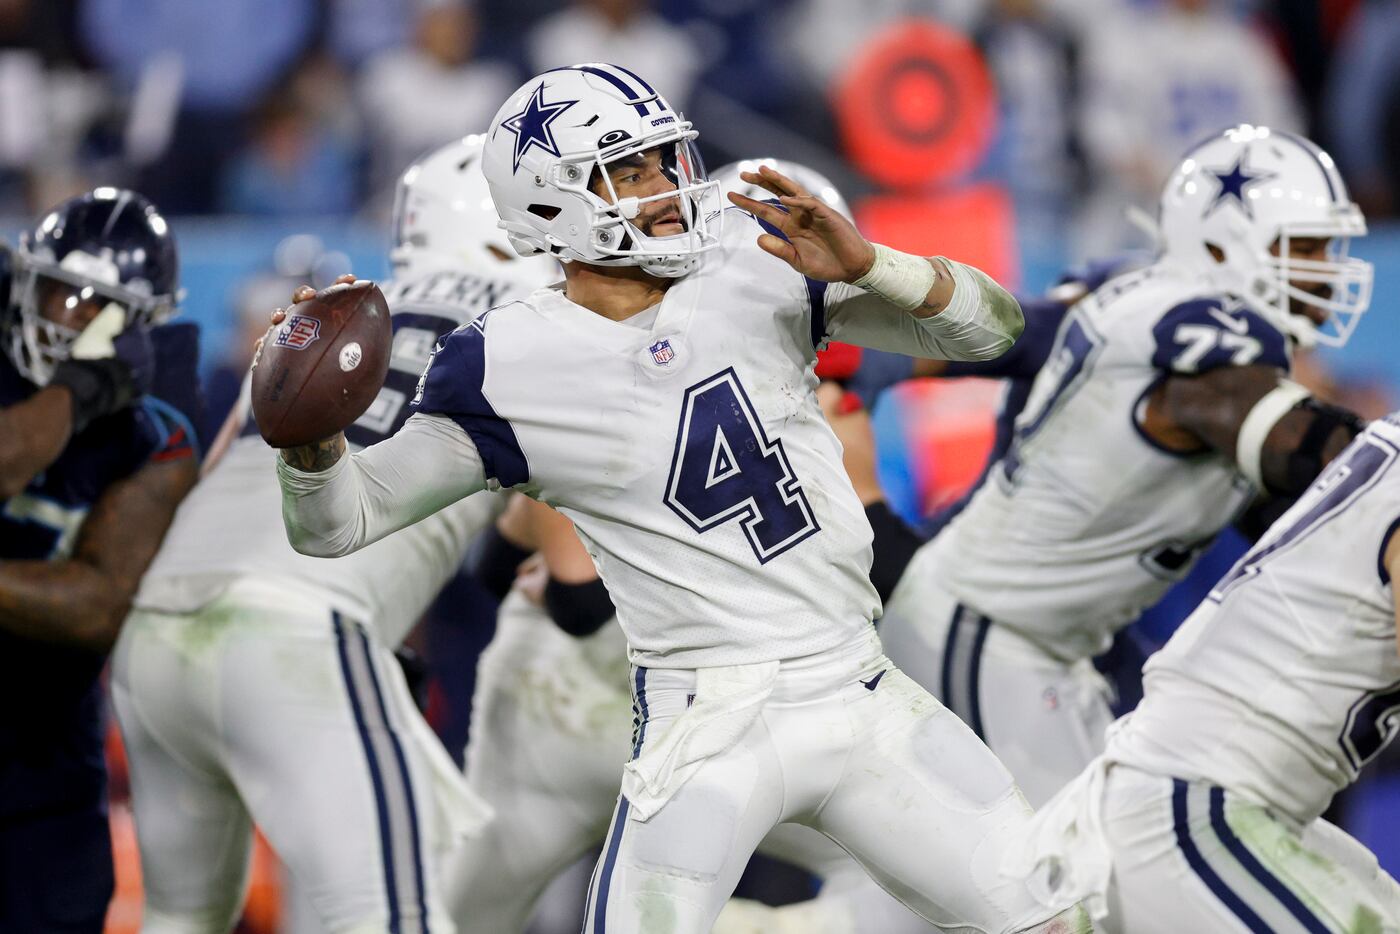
[879,124,1374,807]
[276,65,1086,933]
[1004,416,1400,932]
[0,189,201,933]
[113,137,554,934]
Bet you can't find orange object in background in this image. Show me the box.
[105,724,283,934]
[893,378,1003,517]
[833,19,996,189]
[856,183,1019,288]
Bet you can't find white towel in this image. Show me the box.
[1000,757,1114,921]
[621,660,780,822]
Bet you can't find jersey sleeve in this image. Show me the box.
[1150,299,1289,376]
[940,295,1068,380]
[411,315,530,489]
[140,321,204,465]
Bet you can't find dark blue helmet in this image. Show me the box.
[4,188,180,385]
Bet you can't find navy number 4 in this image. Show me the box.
[665,368,819,563]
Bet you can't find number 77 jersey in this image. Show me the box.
[928,261,1292,661]
[413,220,881,669]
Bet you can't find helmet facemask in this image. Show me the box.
[5,247,172,385]
[547,132,722,278]
[1253,213,1373,348]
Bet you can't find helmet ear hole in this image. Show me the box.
[528,204,561,221]
[1204,242,1227,263]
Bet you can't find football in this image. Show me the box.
[250,279,392,448]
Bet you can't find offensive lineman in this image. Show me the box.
[113,137,554,934]
[0,190,201,933]
[276,64,1086,933]
[1003,417,1400,932]
[879,124,1375,807]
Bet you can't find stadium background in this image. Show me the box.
[3,0,1398,930]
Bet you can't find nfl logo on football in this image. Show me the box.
[650,339,675,366]
[275,315,322,350]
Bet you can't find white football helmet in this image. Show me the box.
[390,135,557,291]
[1159,124,1372,348]
[711,158,854,223]
[481,64,722,278]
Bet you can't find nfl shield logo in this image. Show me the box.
[649,339,675,366]
[275,315,322,350]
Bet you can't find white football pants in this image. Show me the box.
[1013,762,1400,933]
[443,592,939,934]
[879,546,1116,808]
[579,626,1087,934]
[112,579,486,934]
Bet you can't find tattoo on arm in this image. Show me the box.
[279,433,347,472]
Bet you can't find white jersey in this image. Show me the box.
[1107,416,1400,825]
[135,266,535,645]
[415,212,880,667]
[926,261,1290,661]
[407,211,1021,668]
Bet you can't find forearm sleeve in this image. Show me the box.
[824,258,1024,361]
[277,413,489,557]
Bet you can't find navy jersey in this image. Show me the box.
[0,323,201,818]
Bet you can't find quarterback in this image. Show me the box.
[276,64,1084,934]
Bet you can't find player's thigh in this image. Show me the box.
[1103,768,1398,934]
[881,580,1111,808]
[223,615,451,934]
[582,686,784,934]
[811,667,1059,933]
[111,613,254,931]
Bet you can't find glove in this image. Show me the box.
[50,304,154,433]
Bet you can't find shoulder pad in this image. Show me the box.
[1150,298,1289,375]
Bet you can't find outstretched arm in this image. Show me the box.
[727,165,1023,361]
[277,412,488,557]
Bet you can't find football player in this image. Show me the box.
[878,124,1374,809]
[112,137,555,934]
[1004,417,1400,932]
[0,189,201,934]
[276,64,1086,933]
[443,161,939,934]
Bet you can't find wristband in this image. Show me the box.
[1236,380,1311,489]
[851,244,937,312]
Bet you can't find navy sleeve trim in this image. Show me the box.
[1378,515,1400,585]
[412,319,529,488]
[753,206,828,349]
[1150,299,1290,375]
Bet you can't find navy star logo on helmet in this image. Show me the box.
[1203,150,1276,219]
[500,83,577,174]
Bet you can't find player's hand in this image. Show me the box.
[726,165,875,283]
[50,304,155,432]
[251,274,356,371]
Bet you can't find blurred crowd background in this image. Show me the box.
[5,0,1400,930]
